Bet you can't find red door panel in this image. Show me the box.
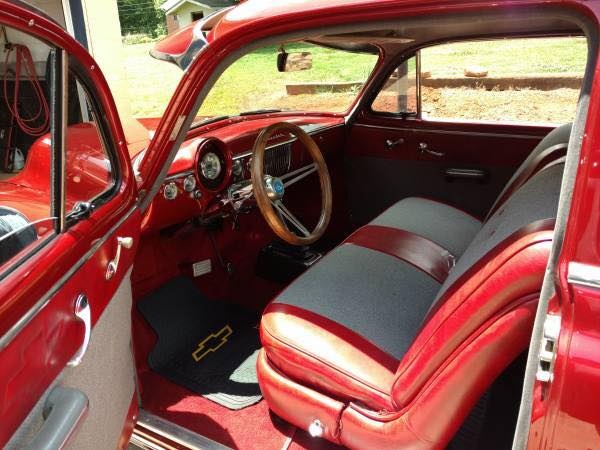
[346,114,552,223]
[0,2,141,446]
[0,206,141,446]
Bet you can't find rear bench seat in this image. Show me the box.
[258,124,570,446]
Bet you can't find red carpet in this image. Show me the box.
[139,370,342,450]
[140,370,291,449]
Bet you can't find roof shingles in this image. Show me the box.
[160,0,236,14]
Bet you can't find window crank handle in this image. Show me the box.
[384,138,404,151]
[106,236,134,280]
[419,142,445,157]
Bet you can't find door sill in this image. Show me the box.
[129,409,231,450]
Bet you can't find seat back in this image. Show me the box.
[391,161,563,408]
[485,122,571,221]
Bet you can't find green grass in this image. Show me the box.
[123,37,587,118]
[123,42,182,117]
[196,44,379,116]
[421,37,587,77]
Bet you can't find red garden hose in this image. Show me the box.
[3,44,49,136]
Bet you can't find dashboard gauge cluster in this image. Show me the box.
[196,138,230,190]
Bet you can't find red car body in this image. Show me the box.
[0,0,599,448]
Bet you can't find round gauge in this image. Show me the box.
[196,138,229,190]
[163,182,178,200]
[200,152,222,180]
[183,174,197,192]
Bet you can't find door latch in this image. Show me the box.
[535,314,561,383]
[68,295,91,367]
[105,236,134,280]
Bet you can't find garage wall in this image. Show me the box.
[29,0,67,27]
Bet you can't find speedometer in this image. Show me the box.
[196,138,229,190]
[200,152,222,180]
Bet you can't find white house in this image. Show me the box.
[161,0,236,34]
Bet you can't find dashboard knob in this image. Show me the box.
[163,182,178,200]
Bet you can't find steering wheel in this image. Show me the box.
[251,122,332,246]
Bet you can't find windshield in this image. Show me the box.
[194,43,379,123]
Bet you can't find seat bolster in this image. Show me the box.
[261,302,398,411]
[340,300,537,450]
[257,349,345,444]
[391,234,552,408]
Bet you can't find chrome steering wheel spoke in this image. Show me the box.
[272,200,310,237]
[281,163,317,188]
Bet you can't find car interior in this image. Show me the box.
[0,5,595,450]
[126,8,594,449]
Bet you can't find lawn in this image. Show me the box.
[123,37,587,122]
[123,42,182,118]
[421,37,587,77]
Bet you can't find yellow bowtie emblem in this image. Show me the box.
[192,325,233,362]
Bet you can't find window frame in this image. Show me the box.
[367,34,586,126]
[64,57,122,226]
[0,47,122,280]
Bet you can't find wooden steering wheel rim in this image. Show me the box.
[251,122,332,246]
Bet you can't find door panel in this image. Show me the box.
[0,209,141,447]
[5,269,137,449]
[60,268,137,449]
[0,4,141,447]
[345,118,551,224]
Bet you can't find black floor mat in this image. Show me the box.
[138,277,262,410]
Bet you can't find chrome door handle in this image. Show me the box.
[68,295,90,367]
[105,236,133,280]
[384,138,404,151]
[419,142,445,157]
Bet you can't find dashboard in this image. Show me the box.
[141,116,345,233]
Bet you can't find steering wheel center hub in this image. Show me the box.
[265,176,285,200]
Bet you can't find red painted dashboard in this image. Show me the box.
[140,115,345,233]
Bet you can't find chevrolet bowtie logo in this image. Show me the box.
[192,325,233,362]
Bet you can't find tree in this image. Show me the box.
[117,0,166,37]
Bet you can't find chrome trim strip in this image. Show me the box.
[233,137,296,161]
[353,123,545,140]
[129,433,165,450]
[135,410,231,450]
[0,205,138,351]
[567,261,600,289]
[58,51,68,232]
[164,170,194,181]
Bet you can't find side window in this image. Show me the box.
[65,74,115,214]
[0,31,118,274]
[0,28,56,269]
[372,37,586,124]
[372,56,418,116]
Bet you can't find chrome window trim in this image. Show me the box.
[0,205,138,351]
[567,261,600,289]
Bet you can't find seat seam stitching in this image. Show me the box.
[262,322,394,404]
